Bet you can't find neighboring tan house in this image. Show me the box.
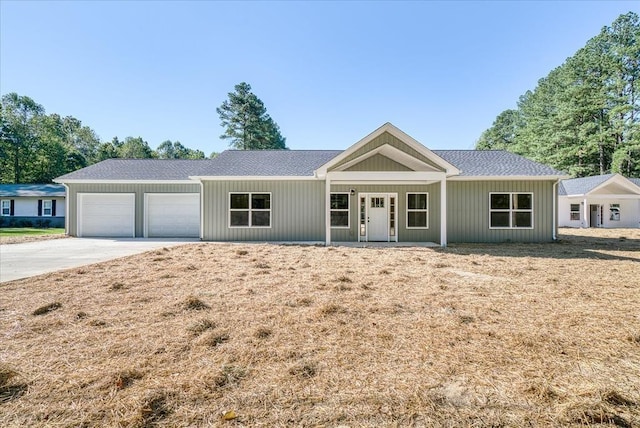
[559,174,640,228]
[55,123,568,245]
[0,184,66,228]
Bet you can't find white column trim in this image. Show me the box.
[325,177,331,245]
[440,179,447,247]
[583,198,588,228]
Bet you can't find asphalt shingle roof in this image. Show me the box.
[433,150,566,177]
[195,150,343,176]
[558,174,617,196]
[55,149,566,181]
[55,159,214,181]
[0,184,66,197]
[559,174,640,196]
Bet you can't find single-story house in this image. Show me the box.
[0,184,66,228]
[55,123,568,245]
[558,174,640,228]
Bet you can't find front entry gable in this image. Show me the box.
[316,123,460,178]
[337,144,443,173]
[343,152,412,172]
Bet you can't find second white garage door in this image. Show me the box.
[145,193,200,238]
[78,193,135,237]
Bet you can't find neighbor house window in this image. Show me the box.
[229,193,271,227]
[407,193,428,228]
[610,203,620,221]
[43,200,52,216]
[1,200,10,216]
[570,204,581,221]
[489,192,533,228]
[330,193,349,228]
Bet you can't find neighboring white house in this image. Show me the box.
[0,184,66,228]
[558,174,640,228]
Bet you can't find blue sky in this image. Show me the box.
[1,1,636,155]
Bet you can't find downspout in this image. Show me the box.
[552,180,559,241]
[199,180,204,241]
[63,183,70,236]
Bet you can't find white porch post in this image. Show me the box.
[325,176,331,245]
[583,198,588,227]
[440,177,447,247]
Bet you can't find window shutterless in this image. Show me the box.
[330,193,349,228]
[229,193,271,228]
[489,193,533,228]
[407,193,428,229]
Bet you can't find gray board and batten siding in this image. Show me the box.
[201,180,326,241]
[65,183,200,237]
[446,180,557,243]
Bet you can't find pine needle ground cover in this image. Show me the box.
[1,229,639,427]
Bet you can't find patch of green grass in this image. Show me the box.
[0,228,64,237]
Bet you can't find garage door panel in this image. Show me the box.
[146,193,200,238]
[78,194,135,237]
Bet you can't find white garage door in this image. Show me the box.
[78,193,135,237]
[145,193,200,238]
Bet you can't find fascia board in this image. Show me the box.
[54,179,196,184]
[327,171,446,181]
[190,176,317,181]
[448,175,570,181]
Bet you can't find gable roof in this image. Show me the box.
[559,174,640,196]
[435,150,566,178]
[0,184,66,197]
[630,177,640,187]
[316,123,460,177]
[53,125,568,182]
[55,159,214,182]
[194,150,342,177]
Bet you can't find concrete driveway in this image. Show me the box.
[0,237,198,283]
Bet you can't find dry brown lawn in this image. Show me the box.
[1,228,639,427]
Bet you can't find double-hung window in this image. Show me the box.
[330,193,349,228]
[489,192,533,228]
[229,193,271,227]
[1,200,10,216]
[43,200,53,216]
[407,193,428,228]
[570,204,581,221]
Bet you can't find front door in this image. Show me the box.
[589,204,600,227]
[368,195,388,241]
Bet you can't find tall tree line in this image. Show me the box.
[0,93,205,184]
[477,12,640,178]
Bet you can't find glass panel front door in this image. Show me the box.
[368,195,388,241]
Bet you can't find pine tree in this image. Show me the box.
[476,12,640,178]
[216,82,287,150]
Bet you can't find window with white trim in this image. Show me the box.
[229,193,271,227]
[570,204,581,221]
[330,193,349,228]
[407,193,428,228]
[489,192,533,228]
[43,200,52,216]
[1,200,10,216]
